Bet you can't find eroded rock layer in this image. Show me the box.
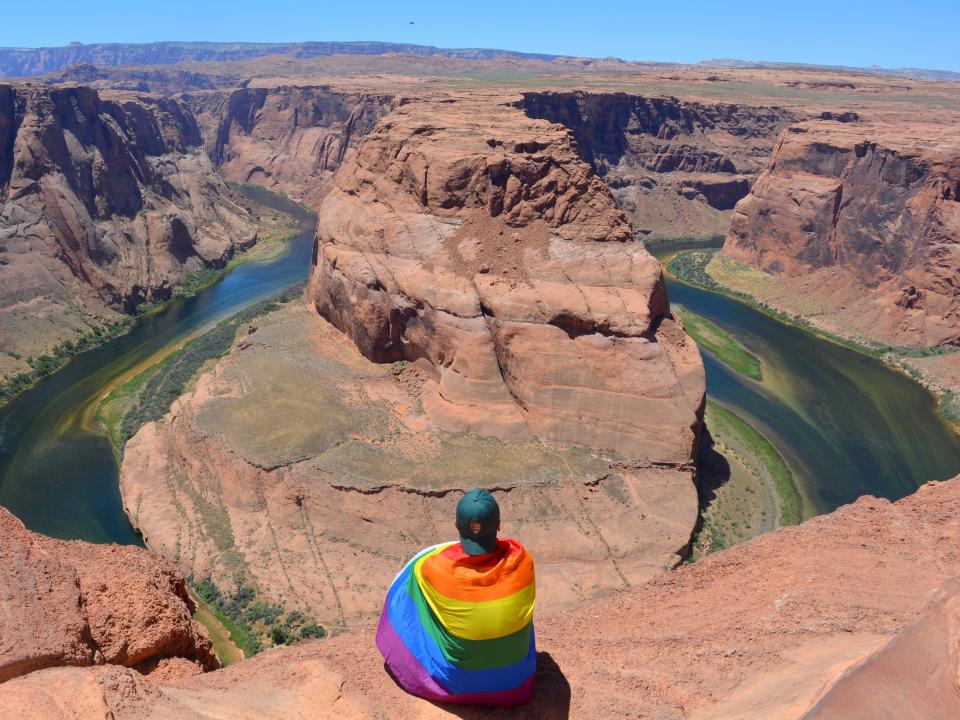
[185,85,393,209]
[307,95,705,463]
[724,119,960,346]
[0,83,256,377]
[519,91,802,239]
[7,476,960,718]
[0,507,217,684]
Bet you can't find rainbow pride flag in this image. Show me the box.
[376,538,536,706]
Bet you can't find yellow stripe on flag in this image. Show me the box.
[413,551,535,641]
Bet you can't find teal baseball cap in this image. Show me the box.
[456,488,500,555]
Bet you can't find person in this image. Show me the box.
[376,488,536,706]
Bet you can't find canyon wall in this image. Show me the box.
[185,86,393,209]
[0,83,256,378]
[519,91,802,238]
[0,507,217,685]
[724,119,960,347]
[307,95,705,463]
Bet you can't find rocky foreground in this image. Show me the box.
[0,508,217,684]
[4,476,960,718]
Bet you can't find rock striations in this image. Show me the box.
[519,91,802,239]
[724,119,960,346]
[185,85,393,209]
[120,303,700,628]
[0,507,217,685]
[307,95,705,463]
[0,83,256,376]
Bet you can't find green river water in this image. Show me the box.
[653,242,960,516]
[0,215,957,543]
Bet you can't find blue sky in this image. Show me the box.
[2,0,958,72]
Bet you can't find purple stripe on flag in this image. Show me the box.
[376,603,535,707]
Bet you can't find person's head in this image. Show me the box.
[455,488,500,555]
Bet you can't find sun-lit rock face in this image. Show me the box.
[0,83,256,377]
[518,91,803,239]
[724,118,960,346]
[185,85,394,209]
[0,507,217,684]
[307,95,705,463]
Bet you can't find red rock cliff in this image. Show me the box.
[0,83,256,376]
[185,85,393,209]
[519,91,802,238]
[724,119,960,346]
[307,95,705,463]
[0,507,217,684]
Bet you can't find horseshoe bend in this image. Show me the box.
[1,25,960,720]
[119,93,708,628]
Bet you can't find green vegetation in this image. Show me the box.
[669,249,960,430]
[0,317,133,408]
[674,306,762,380]
[174,212,298,299]
[102,284,304,453]
[689,401,802,560]
[2,198,299,410]
[940,390,960,427]
[709,401,802,527]
[95,365,162,451]
[668,249,892,356]
[175,266,232,298]
[191,595,245,666]
[667,249,724,290]
[191,576,326,657]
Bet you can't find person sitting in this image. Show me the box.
[376,487,536,706]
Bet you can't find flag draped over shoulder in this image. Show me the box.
[376,538,536,706]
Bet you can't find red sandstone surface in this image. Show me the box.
[0,83,256,380]
[3,476,958,718]
[186,85,393,209]
[725,118,960,347]
[1,52,959,719]
[0,507,217,684]
[120,303,700,627]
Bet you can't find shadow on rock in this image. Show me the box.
[695,423,731,512]
[425,652,571,719]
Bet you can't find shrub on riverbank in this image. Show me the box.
[0,317,133,408]
[113,283,304,451]
[674,306,763,381]
[191,575,326,656]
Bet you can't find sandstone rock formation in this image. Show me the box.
[0,83,256,379]
[307,95,705,463]
[724,118,960,347]
[0,507,217,684]
[519,91,802,239]
[6,476,959,718]
[802,577,960,720]
[185,85,393,209]
[120,303,699,628]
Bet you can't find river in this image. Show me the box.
[653,242,960,517]
[0,187,316,543]
[0,214,957,543]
